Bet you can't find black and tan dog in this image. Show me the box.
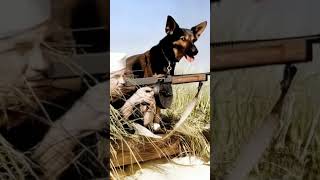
[125,15,207,129]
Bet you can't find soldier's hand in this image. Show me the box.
[128,87,155,108]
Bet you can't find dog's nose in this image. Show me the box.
[191,46,198,55]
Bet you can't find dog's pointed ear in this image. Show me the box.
[165,16,179,35]
[191,21,207,39]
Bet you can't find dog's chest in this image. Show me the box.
[149,54,175,76]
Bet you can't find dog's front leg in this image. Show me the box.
[140,105,154,126]
[140,103,162,131]
[153,107,162,131]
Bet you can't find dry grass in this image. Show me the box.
[110,80,210,179]
[0,136,39,180]
[0,33,107,179]
[212,66,320,179]
[163,82,210,159]
[0,26,210,179]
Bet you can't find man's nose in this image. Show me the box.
[119,76,125,85]
[28,46,50,75]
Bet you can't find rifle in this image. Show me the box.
[212,35,320,180]
[124,73,210,109]
[212,35,320,71]
[125,73,209,87]
[33,53,109,91]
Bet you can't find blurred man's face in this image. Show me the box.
[110,69,126,98]
[0,24,50,88]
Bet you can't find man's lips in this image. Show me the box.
[184,55,194,63]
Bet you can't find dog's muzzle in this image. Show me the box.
[190,45,198,56]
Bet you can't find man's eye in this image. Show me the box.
[180,36,186,41]
[110,74,119,79]
[15,42,34,54]
[125,74,134,79]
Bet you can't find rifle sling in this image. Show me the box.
[162,81,204,140]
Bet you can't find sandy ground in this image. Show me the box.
[119,156,210,180]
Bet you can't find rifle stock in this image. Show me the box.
[171,73,209,84]
[212,35,320,71]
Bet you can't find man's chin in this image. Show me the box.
[24,80,50,88]
[119,86,135,94]
[111,88,124,98]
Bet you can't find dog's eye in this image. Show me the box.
[180,36,186,41]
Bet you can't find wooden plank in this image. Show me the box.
[111,135,181,167]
